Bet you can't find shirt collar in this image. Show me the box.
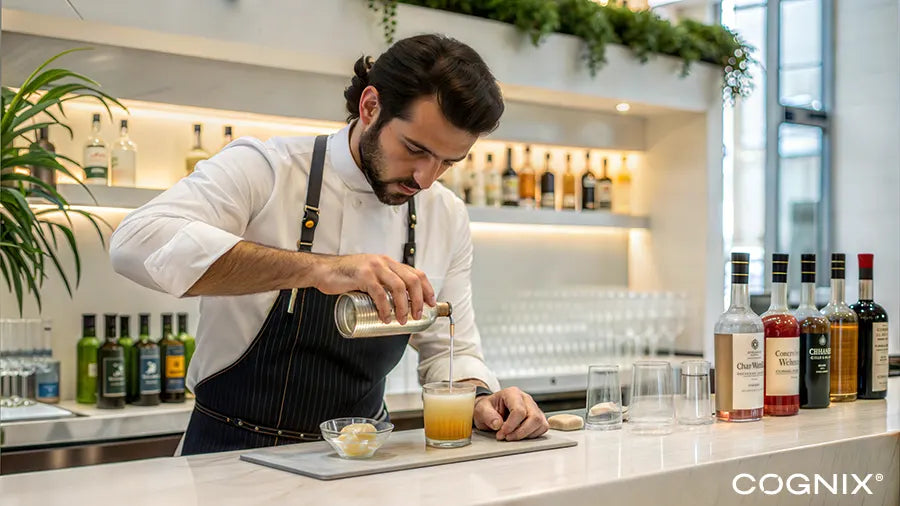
[329,122,373,194]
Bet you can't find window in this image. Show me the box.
[721,0,832,295]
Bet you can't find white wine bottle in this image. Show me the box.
[185,124,210,175]
[110,120,137,187]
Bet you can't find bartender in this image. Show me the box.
[110,34,549,455]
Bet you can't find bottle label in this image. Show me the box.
[765,336,800,395]
[597,182,613,208]
[140,348,162,394]
[87,362,98,378]
[541,193,555,208]
[872,322,889,392]
[165,345,186,393]
[502,176,519,201]
[110,149,136,186]
[582,176,596,189]
[563,195,576,209]
[38,383,60,399]
[803,332,831,375]
[84,146,108,179]
[102,357,126,397]
[715,332,764,410]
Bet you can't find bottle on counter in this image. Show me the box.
[133,313,161,406]
[119,315,136,403]
[76,314,100,404]
[539,152,555,210]
[501,147,519,207]
[561,153,576,210]
[185,124,210,175]
[177,313,196,383]
[98,314,126,409]
[714,252,765,422]
[822,253,858,402]
[581,151,597,211]
[850,254,888,399]
[484,153,502,207]
[614,155,632,214]
[793,254,831,409]
[596,157,613,210]
[518,146,536,208]
[29,127,57,189]
[761,254,800,416]
[35,320,60,404]
[159,313,186,403]
[83,113,109,185]
[110,119,137,187]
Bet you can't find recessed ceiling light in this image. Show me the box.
[616,103,631,113]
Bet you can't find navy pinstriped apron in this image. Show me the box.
[181,135,417,455]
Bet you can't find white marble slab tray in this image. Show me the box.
[240,429,576,480]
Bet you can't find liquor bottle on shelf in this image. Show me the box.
[562,153,576,210]
[159,313,186,403]
[133,313,160,406]
[177,313,196,381]
[597,157,613,210]
[97,314,126,409]
[581,151,597,211]
[501,147,519,207]
[761,254,800,416]
[822,253,858,402]
[30,127,57,189]
[484,153,501,207]
[615,155,632,214]
[714,252,765,422]
[464,153,485,206]
[221,125,234,150]
[185,124,210,175]
[539,153,555,210]
[83,114,109,185]
[518,146,536,208]
[76,314,100,404]
[793,254,830,409]
[850,254,888,399]
[118,315,136,403]
[34,320,60,404]
[110,119,137,187]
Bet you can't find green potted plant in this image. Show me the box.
[1,48,125,314]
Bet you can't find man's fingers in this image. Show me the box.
[506,407,546,441]
[391,263,424,320]
[496,392,528,440]
[377,266,409,325]
[418,270,436,306]
[365,278,392,324]
[474,396,503,431]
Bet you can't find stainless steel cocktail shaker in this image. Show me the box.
[334,291,452,338]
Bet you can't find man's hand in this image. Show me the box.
[313,254,436,324]
[473,387,549,441]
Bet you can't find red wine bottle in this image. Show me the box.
[850,254,888,399]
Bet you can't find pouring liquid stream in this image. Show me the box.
[449,315,455,392]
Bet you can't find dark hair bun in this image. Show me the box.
[344,55,375,120]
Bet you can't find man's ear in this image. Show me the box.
[358,86,380,128]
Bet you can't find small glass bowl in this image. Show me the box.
[320,417,394,459]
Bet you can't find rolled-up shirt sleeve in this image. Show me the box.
[410,200,500,392]
[109,139,275,297]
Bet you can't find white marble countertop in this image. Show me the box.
[3,378,898,505]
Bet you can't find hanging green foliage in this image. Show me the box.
[366,0,754,100]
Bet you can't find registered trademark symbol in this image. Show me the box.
[875,474,883,482]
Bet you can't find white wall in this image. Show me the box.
[833,0,900,354]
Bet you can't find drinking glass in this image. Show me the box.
[585,365,623,430]
[422,382,476,448]
[628,360,675,435]
[677,360,714,425]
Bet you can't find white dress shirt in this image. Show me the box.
[110,123,500,392]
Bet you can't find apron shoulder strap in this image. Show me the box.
[297,135,329,252]
[403,198,416,267]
